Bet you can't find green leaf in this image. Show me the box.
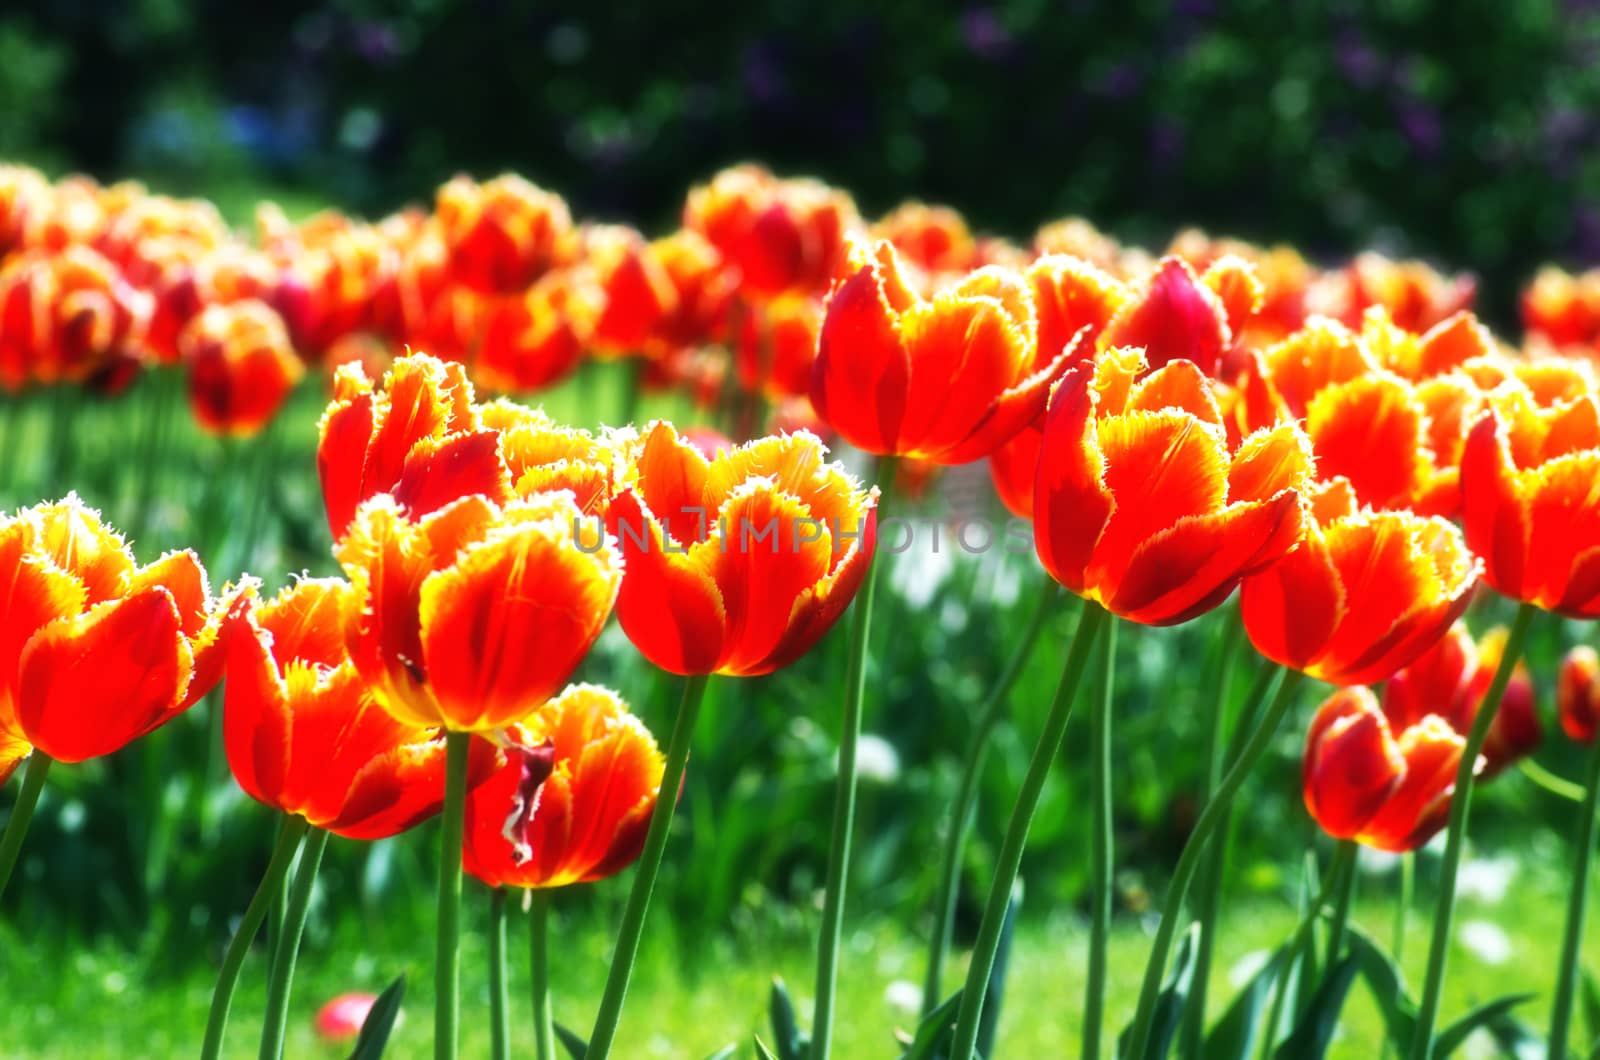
[769,977,809,1060]
[702,1046,737,1060]
[1582,969,1600,1050]
[347,973,405,1060]
[1486,1013,1547,1060]
[977,881,1022,1060]
[1272,955,1359,1060]
[554,1022,589,1059]
[1344,925,1418,1051]
[1203,947,1287,1060]
[1433,994,1536,1056]
[898,989,963,1060]
[754,1036,781,1060]
[1120,922,1201,1060]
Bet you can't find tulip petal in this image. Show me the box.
[1228,424,1314,504]
[1241,531,1346,673]
[1100,257,1229,375]
[1461,412,1530,601]
[17,588,192,762]
[1033,368,1113,595]
[1360,717,1466,852]
[812,261,910,454]
[1307,374,1425,510]
[611,489,727,675]
[392,429,512,520]
[1304,688,1404,839]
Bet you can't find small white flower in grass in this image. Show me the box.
[885,979,922,1016]
[854,733,901,784]
[1457,855,1517,904]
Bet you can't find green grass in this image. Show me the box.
[4,858,1593,1058]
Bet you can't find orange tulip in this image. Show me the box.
[1032,217,1135,276]
[482,400,621,516]
[871,202,978,275]
[225,579,485,839]
[1098,256,1232,377]
[181,300,305,437]
[988,423,1042,520]
[273,222,395,357]
[1241,478,1479,684]
[476,269,602,394]
[1313,252,1476,333]
[647,229,735,355]
[1460,385,1600,616]
[1026,254,1128,366]
[0,496,242,766]
[435,174,577,294]
[1382,622,1540,777]
[1523,267,1600,350]
[584,225,678,356]
[1305,370,1445,511]
[812,240,1079,463]
[1303,686,1469,852]
[607,422,877,675]
[735,293,821,400]
[684,164,859,300]
[463,684,664,889]
[1032,348,1308,626]
[335,491,621,732]
[1559,646,1600,743]
[317,353,511,538]
[0,245,152,392]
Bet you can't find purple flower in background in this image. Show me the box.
[741,40,789,105]
[353,21,401,65]
[1093,61,1144,101]
[1150,119,1185,169]
[1335,33,1383,88]
[960,8,1014,62]
[1573,206,1600,264]
[1397,100,1443,158]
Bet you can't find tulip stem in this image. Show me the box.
[1083,617,1118,1059]
[436,731,472,1060]
[1258,840,1357,1059]
[1382,853,1413,1060]
[1407,602,1535,1060]
[531,889,556,1060]
[0,752,52,903]
[809,456,898,1060]
[488,888,510,1060]
[201,815,309,1060]
[1124,666,1304,1060]
[947,601,1111,1060]
[920,579,1062,1015]
[1547,726,1600,1060]
[1326,839,1358,962]
[260,823,328,1060]
[1179,616,1248,1058]
[586,672,711,1060]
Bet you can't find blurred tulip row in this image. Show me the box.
[5,159,1600,1060]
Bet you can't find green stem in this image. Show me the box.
[260,824,328,1060]
[1326,839,1358,962]
[808,455,897,1060]
[586,673,712,1060]
[1180,618,1247,1058]
[200,816,309,1060]
[1125,667,1305,1060]
[1083,618,1118,1059]
[532,890,556,1060]
[947,602,1112,1060]
[0,752,52,902]
[489,888,511,1060]
[1382,853,1413,1060]
[1520,757,1586,803]
[436,731,472,1060]
[1547,729,1600,1060]
[1258,842,1354,1059]
[1408,602,1536,1060]
[920,579,1062,1016]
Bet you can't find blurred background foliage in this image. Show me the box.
[5,1,1599,329]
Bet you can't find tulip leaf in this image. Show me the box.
[1343,925,1419,1051]
[897,989,963,1059]
[754,1036,781,1060]
[768,977,809,1060]
[1118,922,1201,1060]
[1583,969,1600,1049]
[1203,946,1287,1060]
[977,881,1023,1060]
[1486,1013,1547,1060]
[1272,954,1359,1060]
[554,1022,588,1059]
[347,972,405,1060]
[702,1046,737,1060]
[1433,994,1537,1057]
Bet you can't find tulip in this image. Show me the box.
[476,269,602,394]
[871,201,978,274]
[1560,646,1600,743]
[272,222,394,358]
[180,300,304,437]
[1025,254,1127,365]
[1034,348,1309,626]
[1523,266,1600,350]
[584,225,678,357]
[607,422,878,676]
[317,353,510,538]
[0,245,152,392]
[1461,385,1600,617]
[734,293,821,401]
[224,579,477,839]
[1098,256,1232,377]
[811,239,1080,463]
[647,229,735,356]
[1383,622,1540,777]
[435,174,576,294]
[0,496,242,902]
[315,994,378,1042]
[1303,687,1469,852]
